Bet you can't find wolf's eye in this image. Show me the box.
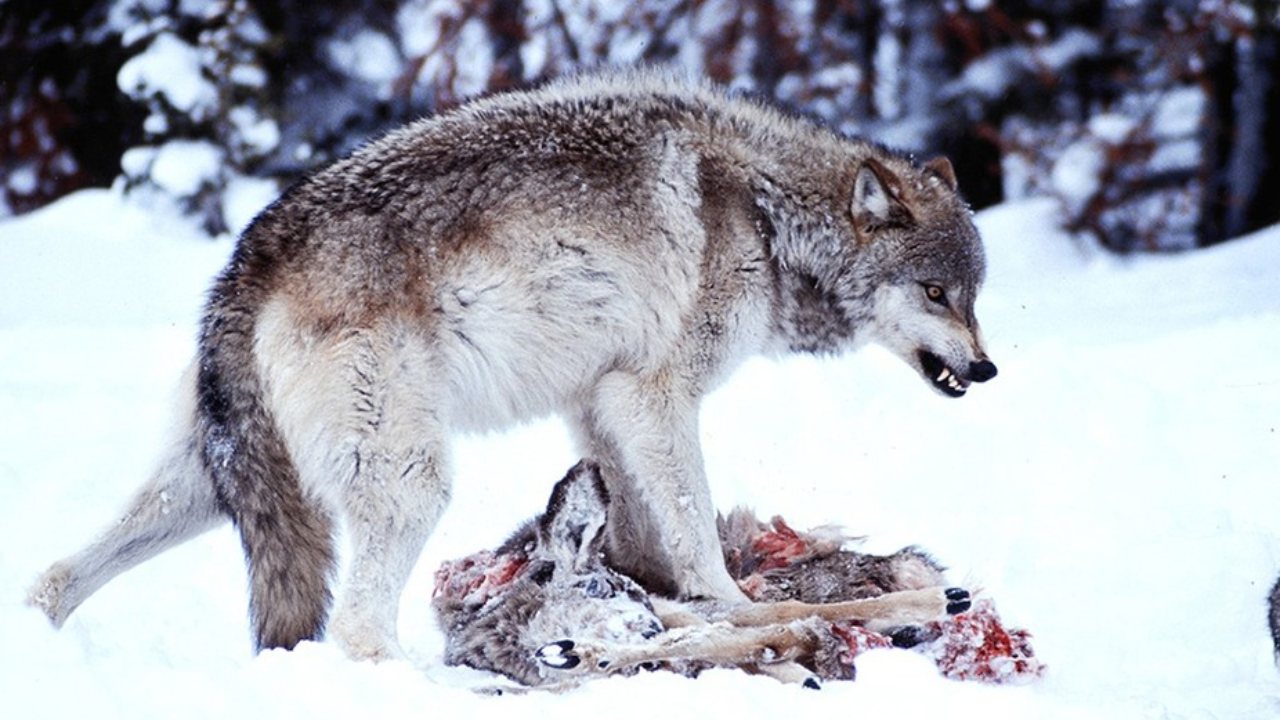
[924,284,948,306]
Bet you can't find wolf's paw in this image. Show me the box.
[945,587,971,615]
[328,616,404,663]
[26,564,73,626]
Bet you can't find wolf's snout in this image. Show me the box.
[968,360,997,383]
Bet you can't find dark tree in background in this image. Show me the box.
[2,0,1277,250]
[0,0,143,215]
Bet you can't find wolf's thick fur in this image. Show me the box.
[434,460,969,689]
[28,69,994,660]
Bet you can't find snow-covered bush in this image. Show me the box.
[939,0,1274,251]
[0,2,141,215]
[3,0,1277,250]
[113,0,279,233]
[1002,85,1209,252]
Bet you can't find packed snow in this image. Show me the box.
[2,188,1279,719]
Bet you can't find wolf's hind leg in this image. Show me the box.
[27,404,223,626]
[325,337,449,662]
[328,433,447,662]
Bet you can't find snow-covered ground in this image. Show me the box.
[2,187,1278,719]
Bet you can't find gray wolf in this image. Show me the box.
[434,460,974,690]
[27,69,995,662]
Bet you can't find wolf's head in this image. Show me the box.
[849,155,997,398]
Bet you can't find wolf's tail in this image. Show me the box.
[196,241,335,651]
[1269,574,1280,661]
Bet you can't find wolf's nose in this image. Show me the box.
[968,360,998,383]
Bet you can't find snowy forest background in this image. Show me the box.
[2,0,1278,252]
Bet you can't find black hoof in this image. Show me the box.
[803,677,821,690]
[889,626,925,649]
[946,599,972,615]
[537,640,580,669]
[945,587,970,601]
[889,624,941,648]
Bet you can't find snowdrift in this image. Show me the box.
[2,189,1279,718]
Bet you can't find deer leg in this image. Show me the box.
[537,620,825,679]
[716,587,971,632]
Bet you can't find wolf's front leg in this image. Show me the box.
[575,370,747,603]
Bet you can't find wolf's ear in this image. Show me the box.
[851,160,908,233]
[924,156,958,190]
[537,460,610,572]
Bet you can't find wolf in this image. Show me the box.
[27,69,996,662]
[433,459,972,689]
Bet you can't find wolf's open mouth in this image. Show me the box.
[918,350,968,398]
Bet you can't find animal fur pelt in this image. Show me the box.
[434,505,1044,686]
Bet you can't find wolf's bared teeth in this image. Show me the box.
[936,368,949,382]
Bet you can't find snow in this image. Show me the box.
[117,32,217,119]
[451,18,496,99]
[1087,113,1137,145]
[397,0,453,59]
[149,140,223,197]
[109,0,172,47]
[1050,137,1104,212]
[229,63,268,89]
[228,106,281,155]
[7,164,38,195]
[221,174,279,237]
[2,188,1280,719]
[1150,138,1203,172]
[1153,87,1206,139]
[1036,29,1103,73]
[402,2,497,101]
[950,29,1102,102]
[120,146,158,179]
[872,33,903,119]
[327,28,402,90]
[142,112,169,135]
